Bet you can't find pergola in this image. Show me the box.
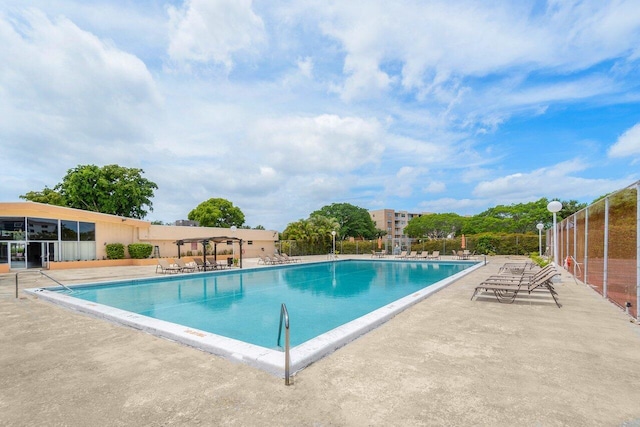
[174,236,244,268]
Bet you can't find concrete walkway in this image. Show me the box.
[1,256,639,426]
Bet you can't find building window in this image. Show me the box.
[79,222,95,241]
[247,241,253,245]
[0,217,25,240]
[61,220,78,241]
[227,240,233,245]
[28,217,58,241]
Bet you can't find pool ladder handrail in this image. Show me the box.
[14,270,73,298]
[277,303,291,386]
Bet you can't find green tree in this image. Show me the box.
[20,164,157,219]
[404,213,466,239]
[20,187,67,206]
[311,203,377,239]
[463,198,588,234]
[558,199,587,220]
[188,198,245,228]
[282,215,339,253]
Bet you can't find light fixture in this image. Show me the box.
[331,230,336,257]
[536,223,544,255]
[547,201,562,266]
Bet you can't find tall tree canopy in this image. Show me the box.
[462,198,587,234]
[404,213,466,239]
[310,203,377,239]
[281,214,339,252]
[188,198,245,228]
[20,164,157,219]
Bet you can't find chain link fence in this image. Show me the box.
[549,180,639,319]
[278,233,542,258]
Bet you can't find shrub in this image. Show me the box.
[127,243,153,259]
[106,243,125,260]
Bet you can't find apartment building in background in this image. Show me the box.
[369,209,431,240]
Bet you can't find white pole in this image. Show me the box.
[584,208,589,285]
[553,212,559,266]
[636,182,640,320]
[536,223,544,256]
[539,228,542,254]
[603,197,609,298]
[547,201,562,267]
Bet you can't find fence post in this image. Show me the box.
[573,215,577,276]
[603,197,609,299]
[584,208,589,286]
[636,182,640,320]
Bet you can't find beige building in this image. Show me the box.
[0,202,278,273]
[369,209,430,240]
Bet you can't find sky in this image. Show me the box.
[1,0,639,231]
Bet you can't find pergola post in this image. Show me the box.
[202,240,209,268]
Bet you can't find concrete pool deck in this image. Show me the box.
[2,255,640,426]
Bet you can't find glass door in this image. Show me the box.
[10,242,26,269]
[43,242,55,268]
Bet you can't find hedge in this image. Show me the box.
[128,243,153,259]
[105,243,125,260]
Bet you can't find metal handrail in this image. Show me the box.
[14,270,73,298]
[567,255,583,285]
[277,303,291,386]
[39,271,73,292]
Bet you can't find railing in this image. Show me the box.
[548,180,639,319]
[568,255,583,285]
[14,270,73,298]
[277,303,291,386]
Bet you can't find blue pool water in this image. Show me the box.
[61,260,475,349]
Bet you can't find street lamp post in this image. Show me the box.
[331,230,336,257]
[536,223,544,255]
[547,201,563,266]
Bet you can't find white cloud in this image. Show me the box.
[419,197,487,215]
[253,114,386,174]
[0,8,161,194]
[297,57,313,78]
[167,0,265,69]
[1,2,639,231]
[424,181,446,194]
[608,123,640,158]
[473,159,633,204]
[307,0,640,103]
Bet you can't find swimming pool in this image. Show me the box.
[29,259,483,377]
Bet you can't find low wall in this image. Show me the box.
[47,255,235,270]
[48,258,159,270]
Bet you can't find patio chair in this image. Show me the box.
[274,254,290,263]
[498,262,535,275]
[174,258,196,273]
[266,255,282,264]
[281,253,300,263]
[156,259,181,274]
[418,251,430,260]
[206,259,228,269]
[471,268,561,307]
[192,257,207,271]
[405,251,417,259]
[395,250,407,259]
[428,251,440,259]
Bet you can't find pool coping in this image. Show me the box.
[26,259,486,378]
